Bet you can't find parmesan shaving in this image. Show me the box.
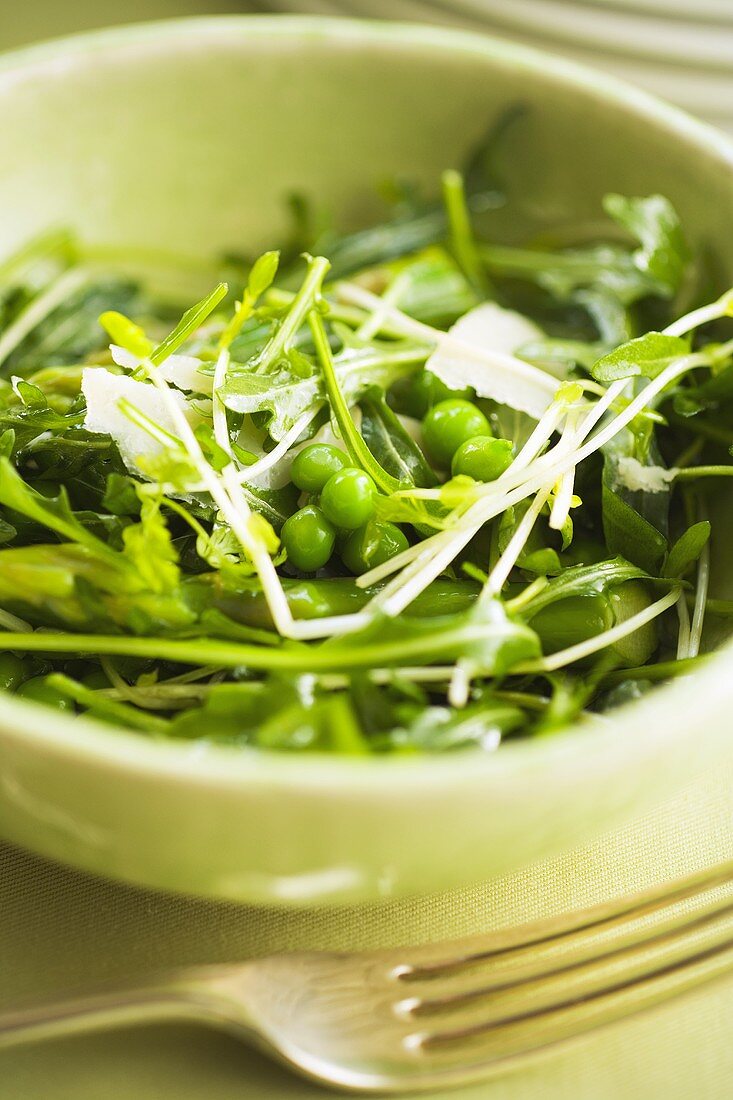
[110,344,213,394]
[425,302,557,419]
[615,456,677,493]
[81,367,200,472]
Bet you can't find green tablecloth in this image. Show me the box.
[2,761,732,1099]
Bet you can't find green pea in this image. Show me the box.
[320,468,376,530]
[422,399,491,467]
[281,505,336,573]
[390,370,473,419]
[0,653,28,693]
[342,521,410,576]
[17,675,74,711]
[451,436,514,482]
[290,444,349,493]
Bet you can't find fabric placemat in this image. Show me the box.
[2,760,732,1099]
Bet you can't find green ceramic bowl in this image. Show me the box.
[0,16,731,906]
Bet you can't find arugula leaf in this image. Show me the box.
[220,366,321,440]
[359,387,436,488]
[384,247,477,327]
[219,251,279,351]
[121,491,180,594]
[592,332,690,382]
[599,426,670,574]
[519,559,650,616]
[98,312,153,358]
[388,700,524,752]
[150,283,228,365]
[103,472,143,516]
[3,277,141,377]
[169,681,370,753]
[0,455,122,564]
[663,521,711,579]
[221,343,425,442]
[602,194,689,297]
[601,485,667,574]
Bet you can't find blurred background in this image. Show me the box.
[2,1,732,133]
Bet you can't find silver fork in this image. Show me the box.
[1,862,732,1094]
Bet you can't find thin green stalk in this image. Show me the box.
[47,674,171,734]
[442,169,491,298]
[308,307,401,494]
[674,465,733,481]
[256,256,330,370]
[600,656,710,686]
[0,623,518,674]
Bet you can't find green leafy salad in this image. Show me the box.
[0,136,731,754]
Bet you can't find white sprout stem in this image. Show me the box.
[549,469,576,531]
[369,388,611,606]
[212,347,234,459]
[367,364,688,617]
[511,402,567,472]
[336,281,559,400]
[316,667,457,690]
[353,401,574,593]
[142,354,294,636]
[355,273,409,341]
[447,661,472,708]
[0,267,90,367]
[286,611,372,642]
[505,576,549,613]
[356,380,627,592]
[664,292,733,338]
[354,526,438,589]
[212,349,320,488]
[675,592,691,660]
[238,408,320,484]
[688,538,710,659]
[558,357,702,467]
[483,488,552,600]
[222,466,294,636]
[517,588,680,674]
[549,410,582,531]
[448,482,555,704]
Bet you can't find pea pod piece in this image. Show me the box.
[528,580,658,667]
[211,576,480,630]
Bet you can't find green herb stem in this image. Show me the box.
[600,656,710,686]
[257,255,330,370]
[46,673,171,734]
[674,465,733,480]
[308,308,402,494]
[0,621,523,675]
[442,169,490,298]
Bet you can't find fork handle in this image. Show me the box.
[0,978,203,1049]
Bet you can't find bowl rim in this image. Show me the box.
[0,12,731,790]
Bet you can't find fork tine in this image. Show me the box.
[398,860,733,981]
[406,896,733,1019]
[415,929,733,1058]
